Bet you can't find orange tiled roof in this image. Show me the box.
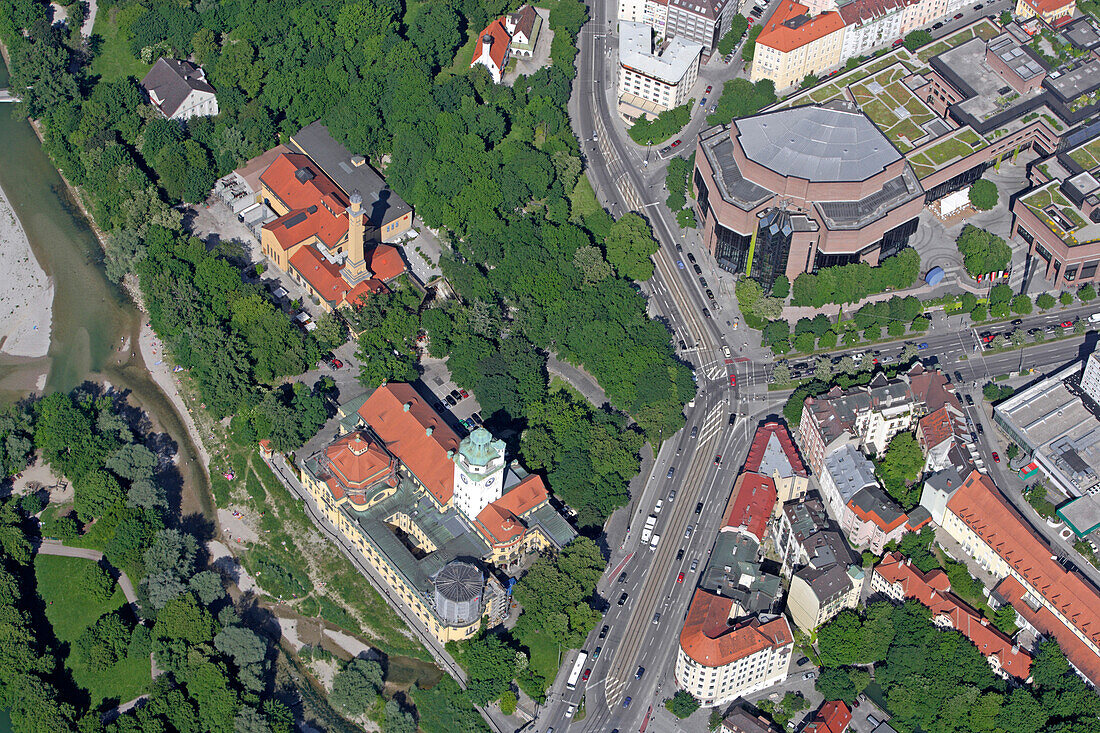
[917,406,957,450]
[947,471,1100,684]
[722,472,777,542]
[744,421,808,478]
[875,552,1032,679]
[471,18,511,70]
[345,277,390,308]
[474,475,549,548]
[680,589,792,667]
[260,153,350,249]
[357,384,460,506]
[1022,0,1074,13]
[369,244,405,282]
[756,1,844,53]
[803,701,851,733]
[324,432,398,489]
[289,247,358,307]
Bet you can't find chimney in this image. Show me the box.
[482,34,493,60]
[426,427,434,436]
[403,402,412,412]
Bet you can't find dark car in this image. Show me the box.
[635,666,645,680]
[690,425,698,438]
[933,21,943,28]
[667,466,676,479]
[702,308,711,319]
[797,656,810,666]
[668,489,677,501]
[593,646,602,660]
[450,389,462,399]
[699,276,708,287]
[1011,319,1024,326]
[618,593,628,606]
[977,424,984,435]
[471,412,483,424]
[714,454,722,466]
[618,572,627,583]
[676,548,685,561]
[706,289,715,300]
[693,263,703,275]
[687,253,697,264]
[699,97,707,106]
[445,395,457,406]
[695,501,704,514]
[623,697,632,709]
[599,624,609,638]
[965,394,975,406]
[679,339,687,350]
[918,342,929,350]
[659,145,672,155]
[954,11,964,18]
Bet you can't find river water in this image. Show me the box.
[0,58,212,518]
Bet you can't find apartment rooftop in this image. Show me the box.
[619,21,703,84]
[1020,179,1100,247]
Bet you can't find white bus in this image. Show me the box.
[566,651,589,690]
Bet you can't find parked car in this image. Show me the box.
[933,21,943,28]
[706,288,715,300]
[687,253,697,264]
[693,263,703,275]
[965,394,975,406]
[671,139,682,148]
[954,12,964,18]
[977,424,983,435]
[705,85,713,94]
[803,671,815,680]
[699,276,708,287]
[449,389,462,399]
[700,97,707,106]
[992,452,1000,462]
[445,395,457,406]
[797,656,810,666]
[458,388,469,398]
[892,38,904,46]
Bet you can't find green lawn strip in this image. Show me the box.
[861,98,899,127]
[925,135,972,165]
[441,31,480,78]
[569,173,600,221]
[918,42,950,62]
[1069,138,1100,170]
[35,554,150,706]
[809,84,841,102]
[89,6,150,82]
[516,626,562,683]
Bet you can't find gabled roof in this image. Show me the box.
[1020,0,1075,13]
[756,1,844,54]
[875,552,1032,679]
[837,0,910,26]
[473,474,549,547]
[745,422,808,479]
[356,384,461,506]
[369,244,406,282]
[917,406,961,450]
[289,246,388,308]
[139,58,215,117]
[723,473,777,542]
[803,701,852,733]
[847,485,907,533]
[509,4,538,39]
[472,18,512,71]
[679,589,793,667]
[261,153,350,249]
[947,470,1100,685]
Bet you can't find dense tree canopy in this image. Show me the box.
[875,432,925,508]
[956,225,1011,279]
[792,249,921,307]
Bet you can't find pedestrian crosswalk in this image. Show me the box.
[696,401,727,445]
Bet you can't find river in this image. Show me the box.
[0,58,212,518]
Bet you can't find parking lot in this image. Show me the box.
[419,356,483,431]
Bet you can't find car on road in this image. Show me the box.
[600,624,609,638]
[973,2,982,8]
[618,593,628,606]
[803,671,815,680]
[696,501,704,514]
[1062,320,1075,328]
[954,12,964,18]
[723,345,733,362]
[699,276,708,287]
[671,139,682,148]
[933,20,943,28]
[676,548,685,561]
[593,646,602,660]
[618,572,627,583]
[655,499,664,513]
[667,466,676,479]
[977,424,984,435]
[623,697,632,709]
[706,288,715,300]
[918,342,929,349]
[992,452,1000,462]
[652,612,660,624]
[685,525,694,538]
[729,374,738,386]
[702,308,711,318]
[980,332,994,342]
[677,571,685,583]
[1011,319,1023,326]
[581,668,591,682]
[690,425,698,438]
[710,104,718,113]
[659,144,672,154]
[687,253,697,264]
[700,97,707,106]
[668,489,677,501]
[705,85,713,94]
[714,454,722,466]
[690,558,699,571]
[965,394,975,406]
[677,259,685,269]
[565,705,575,718]
[635,666,646,679]
[693,263,703,275]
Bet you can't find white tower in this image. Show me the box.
[453,427,506,520]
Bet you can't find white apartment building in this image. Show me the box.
[622,0,734,52]
[1081,349,1100,403]
[619,21,703,119]
[676,589,794,706]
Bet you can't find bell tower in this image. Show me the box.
[341,189,373,284]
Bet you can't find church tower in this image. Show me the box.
[341,189,373,284]
[452,427,506,520]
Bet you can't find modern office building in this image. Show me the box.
[618,21,703,121]
[619,0,736,52]
[693,102,923,290]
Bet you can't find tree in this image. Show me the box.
[76,612,131,671]
[772,274,790,299]
[742,24,763,62]
[573,245,612,285]
[499,690,517,715]
[1079,283,1097,302]
[76,560,116,604]
[909,316,930,332]
[956,225,1011,279]
[969,179,999,210]
[460,633,518,705]
[383,699,417,733]
[666,691,700,719]
[330,658,383,716]
[904,29,933,50]
[214,626,269,693]
[801,73,819,89]
[773,363,792,384]
[1011,294,1033,315]
[1061,291,1074,306]
[875,432,924,508]
[605,213,658,281]
[992,604,1018,635]
[815,667,857,704]
[717,15,748,55]
[970,304,987,322]
[311,312,349,353]
[1036,292,1056,310]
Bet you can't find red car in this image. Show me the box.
[954,12,964,18]
[671,139,682,148]
[729,374,737,386]
[705,85,713,95]
[677,572,685,584]
[992,452,1000,463]
[1062,320,1075,328]
[892,38,904,46]
[714,454,722,466]
[582,668,591,682]
[459,388,469,398]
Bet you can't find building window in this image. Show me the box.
[1065,265,1079,282]
[694,168,710,219]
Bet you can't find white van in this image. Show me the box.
[650,534,661,549]
[1089,312,1100,324]
[654,499,664,514]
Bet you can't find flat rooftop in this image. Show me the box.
[735,104,902,183]
[619,21,702,85]
[936,37,1041,124]
[1047,59,1100,102]
[1058,493,1100,537]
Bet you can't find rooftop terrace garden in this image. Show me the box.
[906,128,988,178]
[850,66,937,153]
[1070,137,1100,172]
[1021,181,1100,245]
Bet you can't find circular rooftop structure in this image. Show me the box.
[735,105,901,183]
[433,561,484,627]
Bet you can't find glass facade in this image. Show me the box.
[694,168,711,220]
[879,218,919,260]
[714,221,752,275]
[751,209,793,291]
[923,160,992,203]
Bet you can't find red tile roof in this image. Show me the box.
[875,552,1032,679]
[261,153,350,249]
[803,701,851,733]
[1021,0,1074,14]
[722,473,777,542]
[917,406,960,451]
[744,421,808,478]
[356,384,461,507]
[369,244,405,282]
[756,1,844,53]
[321,432,399,506]
[289,246,386,308]
[947,470,1100,685]
[471,18,511,71]
[836,0,910,26]
[679,589,793,667]
[474,474,549,547]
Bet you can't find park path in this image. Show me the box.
[547,354,609,408]
[35,539,140,613]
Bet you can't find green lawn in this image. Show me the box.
[441,30,479,79]
[35,554,151,707]
[517,627,562,683]
[90,6,151,82]
[569,173,600,222]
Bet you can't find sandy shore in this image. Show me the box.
[0,184,53,358]
[137,321,211,469]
